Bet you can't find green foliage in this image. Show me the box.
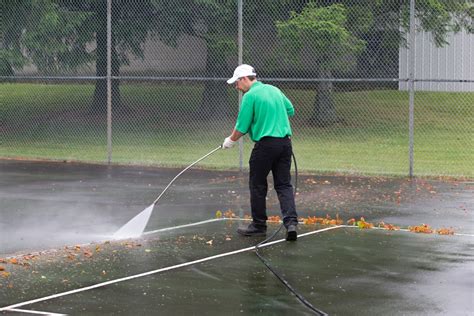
[109,1,158,63]
[400,0,473,47]
[2,0,472,76]
[276,3,367,73]
[0,0,31,74]
[1,0,160,74]
[151,0,237,61]
[21,1,94,73]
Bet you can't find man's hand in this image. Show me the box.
[222,136,236,149]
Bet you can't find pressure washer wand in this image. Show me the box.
[113,145,222,239]
[152,145,222,206]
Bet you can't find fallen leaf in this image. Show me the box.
[437,228,454,235]
[268,216,281,222]
[357,217,374,229]
[1,272,10,278]
[224,210,236,218]
[377,221,400,230]
[409,224,433,234]
[347,218,356,225]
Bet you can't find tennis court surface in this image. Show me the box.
[1,160,473,315]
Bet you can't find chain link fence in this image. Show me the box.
[1,0,473,177]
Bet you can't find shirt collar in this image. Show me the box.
[249,81,262,91]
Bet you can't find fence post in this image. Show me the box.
[238,0,243,172]
[106,0,113,164]
[408,0,416,177]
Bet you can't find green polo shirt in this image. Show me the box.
[235,81,294,142]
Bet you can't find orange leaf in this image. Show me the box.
[268,216,281,222]
[223,209,236,218]
[409,224,433,234]
[357,217,374,229]
[378,222,400,230]
[437,228,454,235]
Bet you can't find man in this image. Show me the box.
[222,64,298,241]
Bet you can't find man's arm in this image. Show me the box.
[282,93,295,117]
[229,129,245,141]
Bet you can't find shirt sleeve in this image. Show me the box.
[282,92,295,117]
[235,94,254,134]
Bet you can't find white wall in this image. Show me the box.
[399,29,474,92]
[18,34,207,76]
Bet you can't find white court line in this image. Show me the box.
[8,308,66,315]
[227,219,474,237]
[340,225,474,237]
[0,225,343,312]
[453,233,474,237]
[143,218,224,235]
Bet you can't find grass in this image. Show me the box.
[0,82,472,177]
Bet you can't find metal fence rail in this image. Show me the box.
[1,0,473,177]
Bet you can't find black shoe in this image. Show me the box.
[286,225,297,241]
[237,223,267,237]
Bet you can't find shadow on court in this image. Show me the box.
[0,160,472,315]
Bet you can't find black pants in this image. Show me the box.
[249,136,298,228]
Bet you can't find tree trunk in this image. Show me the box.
[309,70,340,127]
[92,1,121,114]
[199,45,231,119]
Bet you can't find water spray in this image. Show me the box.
[112,145,222,239]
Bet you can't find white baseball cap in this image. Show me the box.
[227,64,257,84]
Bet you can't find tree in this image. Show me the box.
[151,0,238,118]
[275,0,473,126]
[56,0,159,111]
[1,1,92,76]
[1,0,158,112]
[1,0,30,76]
[151,0,299,118]
[277,3,367,126]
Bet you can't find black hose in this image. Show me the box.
[254,152,328,316]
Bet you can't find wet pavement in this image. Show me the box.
[0,160,473,315]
